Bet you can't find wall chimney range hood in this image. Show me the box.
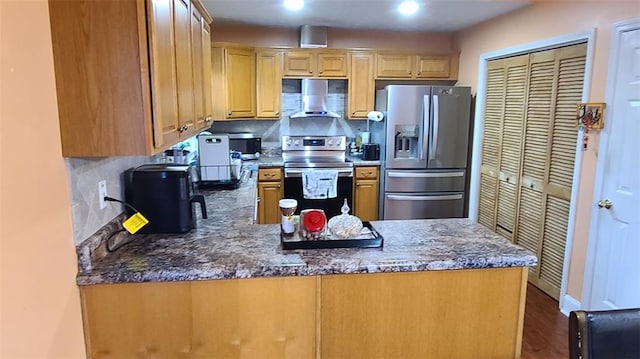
[290,79,341,119]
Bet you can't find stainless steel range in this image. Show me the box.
[281,135,354,217]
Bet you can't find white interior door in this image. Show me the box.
[586,23,640,310]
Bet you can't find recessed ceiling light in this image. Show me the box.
[284,0,304,11]
[398,1,419,15]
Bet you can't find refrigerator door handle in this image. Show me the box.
[387,194,464,201]
[420,95,430,161]
[430,95,440,160]
[387,171,464,178]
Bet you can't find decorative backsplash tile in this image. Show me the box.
[66,156,154,245]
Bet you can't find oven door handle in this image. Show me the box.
[284,169,354,178]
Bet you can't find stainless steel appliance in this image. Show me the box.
[376,85,471,220]
[127,164,207,233]
[227,133,261,160]
[282,135,354,217]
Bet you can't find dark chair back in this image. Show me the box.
[569,308,640,359]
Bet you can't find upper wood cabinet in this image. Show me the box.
[256,50,283,118]
[283,50,348,78]
[347,52,375,119]
[376,53,457,80]
[212,46,256,119]
[48,0,212,156]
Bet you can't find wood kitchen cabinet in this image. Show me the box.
[49,0,212,156]
[347,52,375,119]
[256,50,283,118]
[190,2,213,130]
[257,168,283,224]
[376,52,457,80]
[80,276,318,358]
[79,267,527,358]
[354,166,379,221]
[283,50,348,78]
[212,46,256,119]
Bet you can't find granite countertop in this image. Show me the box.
[77,172,537,285]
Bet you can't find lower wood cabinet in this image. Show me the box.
[79,268,528,358]
[354,166,379,221]
[80,276,317,359]
[257,168,283,224]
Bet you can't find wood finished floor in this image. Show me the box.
[521,284,569,359]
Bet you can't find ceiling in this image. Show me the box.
[200,0,531,32]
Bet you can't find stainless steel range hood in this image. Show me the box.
[290,79,341,119]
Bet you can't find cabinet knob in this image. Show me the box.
[228,111,232,116]
[352,112,356,115]
[205,116,212,123]
[274,111,280,116]
[309,70,313,74]
[417,72,421,75]
[319,70,323,74]
[408,71,412,75]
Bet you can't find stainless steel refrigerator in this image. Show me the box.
[374,85,471,220]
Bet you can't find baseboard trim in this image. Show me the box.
[560,294,581,316]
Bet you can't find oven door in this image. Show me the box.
[284,168,354,218]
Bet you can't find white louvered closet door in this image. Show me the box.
[479,43,586,299]
[478,55,529,236]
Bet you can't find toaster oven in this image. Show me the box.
[228,133,261,160]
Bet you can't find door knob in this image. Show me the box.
[597,199,613,209]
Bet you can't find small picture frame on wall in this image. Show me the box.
[577,102,606,130]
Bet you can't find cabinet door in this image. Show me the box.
[317,52,347,77]
[258,181,283,224]
[376,53,413,78]
[191,277,318,358]
[174,0,196,136]
[283,50,315,77]
[347,52,375,118]
[147,0,180,148]
[415,55,450,78]
[354,179,379,221]
[256,50,282,118]
[226,48,256,118]
[201,21,213,128]
[190,5,205,130]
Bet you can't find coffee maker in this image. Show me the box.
[127,164,207,233]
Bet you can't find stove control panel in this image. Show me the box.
[282,136,346,151]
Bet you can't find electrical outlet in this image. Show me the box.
[98,180,108,209]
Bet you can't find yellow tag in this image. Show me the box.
[122,212,149,234]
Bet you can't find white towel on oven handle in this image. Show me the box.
[302,169,338,199]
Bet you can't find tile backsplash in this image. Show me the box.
[66,156,154,245]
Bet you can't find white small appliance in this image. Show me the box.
[198,133,231,181]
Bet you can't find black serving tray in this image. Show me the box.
[281,222,383,250]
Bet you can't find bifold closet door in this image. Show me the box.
[515,44,586,298]
[478,54,529,238]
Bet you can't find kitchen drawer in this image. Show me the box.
[355,166,378,180]
[258,168,282,181]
